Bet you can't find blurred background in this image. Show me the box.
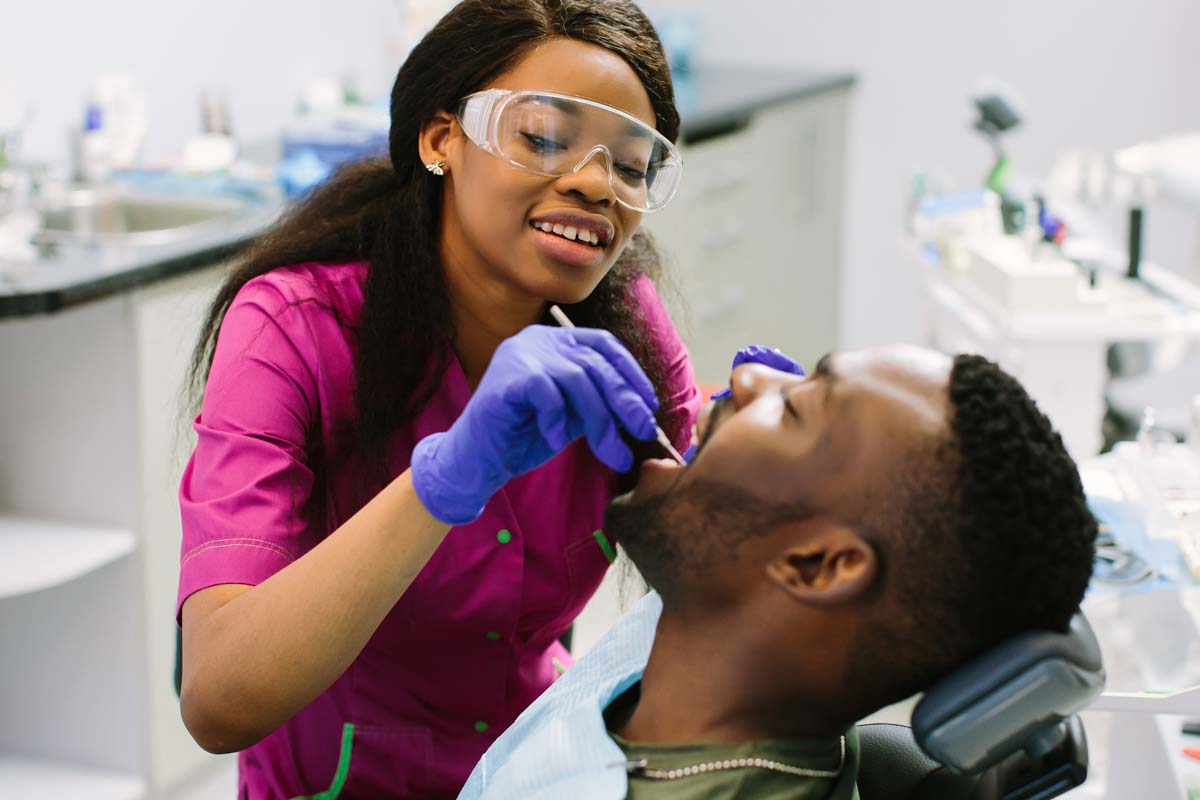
[2,1,1199,797]
[4,0,1197,347]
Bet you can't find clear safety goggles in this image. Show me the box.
[455,89,683,212]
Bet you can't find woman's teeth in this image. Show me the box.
[533,221,602,246]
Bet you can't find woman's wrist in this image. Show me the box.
[410,431,490,525]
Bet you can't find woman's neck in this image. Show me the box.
[440,246,544,388]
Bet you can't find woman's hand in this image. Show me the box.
[412,325,659,524]
[730,344,806,375]
[710,345,806,399]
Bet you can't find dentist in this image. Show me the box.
[176,1,699,797]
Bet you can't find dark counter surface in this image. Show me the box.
[675,66,855,144]
[0,200,283,317]
[0,66,853,319]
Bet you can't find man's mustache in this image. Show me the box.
[694,395,733,458]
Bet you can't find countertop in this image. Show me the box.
[673,66,854,143]
[0,66,854,319]
[0,200,283,317]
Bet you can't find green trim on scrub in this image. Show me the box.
[293,723,355,800]
[592,529,617,564]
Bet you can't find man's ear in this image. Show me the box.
[418,110,459,172]
[765,525,878,606]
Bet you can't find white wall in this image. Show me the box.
[3,0,404,163]
[643,0,1200,347]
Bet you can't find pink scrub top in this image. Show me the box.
[177,261,699,799]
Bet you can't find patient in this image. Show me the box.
[458,346,1097,800]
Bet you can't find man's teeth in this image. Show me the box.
[535,221,601,246]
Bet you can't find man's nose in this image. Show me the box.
[554,147,616,205]
[729,363,789,408]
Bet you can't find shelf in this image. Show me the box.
[0,515,135,599]
[0,756,145,799]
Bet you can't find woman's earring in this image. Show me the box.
[425,160,446,176]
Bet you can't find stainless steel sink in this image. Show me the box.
[33,189,246,246]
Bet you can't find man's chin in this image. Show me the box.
[604,458,684,549]
[603,492,665,573]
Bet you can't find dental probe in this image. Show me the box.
[548,304,687,466]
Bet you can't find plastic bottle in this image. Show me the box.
[181,89,237,173]
[78,103,111,183]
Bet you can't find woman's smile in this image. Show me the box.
[528,220,610,268]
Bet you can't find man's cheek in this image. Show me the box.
[700,446,765,488]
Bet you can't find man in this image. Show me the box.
[458,345,1096,799]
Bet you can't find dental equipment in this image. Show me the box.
[548,304,686,465]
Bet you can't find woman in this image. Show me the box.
[176,0,700,797]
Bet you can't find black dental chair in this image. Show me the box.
[856,612,1105,800]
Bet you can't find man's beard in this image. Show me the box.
[604,479,807,599]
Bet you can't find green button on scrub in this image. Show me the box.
[474,720,489,733]
[496,529,512,544]
[486,631,501,640]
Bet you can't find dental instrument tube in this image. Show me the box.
[1127,206,1144,279]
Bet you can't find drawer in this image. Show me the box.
[678,123,759,203]
[643,199,757,286]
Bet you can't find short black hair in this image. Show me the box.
[848,354,1097,710]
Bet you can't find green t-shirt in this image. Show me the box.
[606,686,861,800]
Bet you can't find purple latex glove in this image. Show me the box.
[711,345,806,399]
[411,325,659,524]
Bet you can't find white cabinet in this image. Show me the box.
[646,86,851,384]
[0,266,229,798]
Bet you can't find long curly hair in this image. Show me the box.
[187,0,681,486]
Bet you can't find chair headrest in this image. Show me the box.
[911,612,1105,774]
